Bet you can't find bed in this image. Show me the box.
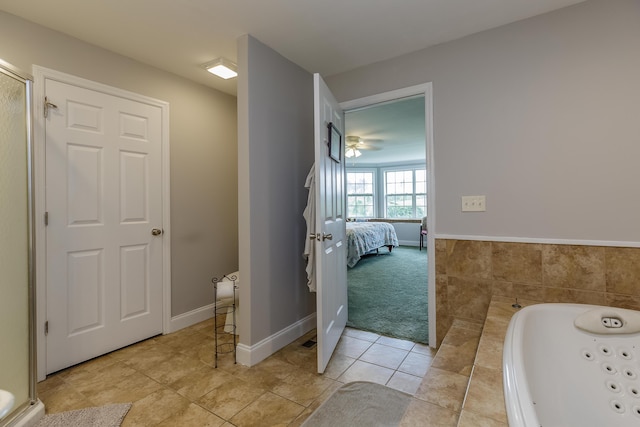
[346,221,399,268]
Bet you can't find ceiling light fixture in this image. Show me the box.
[201,57,237,79]
[345,147,361,158]
[345,135,363,158]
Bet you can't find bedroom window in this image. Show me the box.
[384,168,426,218]
[347,171,375,218]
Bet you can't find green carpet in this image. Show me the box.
[347,246,428,344]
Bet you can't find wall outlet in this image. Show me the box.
[461,195,486,212]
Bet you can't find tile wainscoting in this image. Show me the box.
[435,239,640,346]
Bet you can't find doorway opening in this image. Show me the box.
[340,84,435,348]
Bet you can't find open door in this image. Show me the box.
[313,74,348,373]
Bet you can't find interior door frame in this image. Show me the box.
[340,82,436,348]
[32,66,172,380]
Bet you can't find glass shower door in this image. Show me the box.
[0,60,35,423]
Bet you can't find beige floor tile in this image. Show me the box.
[398,351,432,377]
[197,379,266,420]
[38,382,94,414]
[233,357,299,389]
[463,365,507,423]
[458,409,508,427]
[475,334,503,370]
[399,398,459,427]
[38,325,453,427]
[481,316,511,342]
[153,327,198,347]
[121,388,191,426]
[271,370,336,406]
[441,325,481,347]
[376,335,416,351]
[323,352,356,380]
[110,337,168,362]
[56,353,120,379]
[430,342,477,376]
[84,371,164,406]
[61,361,138,394]
[410,342,437,357]
[451,318,484,332]
[170,365,236,400]
[134,351,207,386]
[359,343,409,369]
[335,335,373,359]
[230,392,305,427]
[187,318,215,333]
[386,371,422,395]
[272,342,317,373]
[156,403,226,427]
[414,366,469,412]
[119,342,178,373]
[343,327,380,342]
[215,350,249,374]
[337,360,395,385]
[36,375,66,395]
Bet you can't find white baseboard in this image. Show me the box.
[168,303,215,333]
[236,313,316,367]
[398,240,419,246]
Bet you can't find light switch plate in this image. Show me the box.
[462,195,486,212]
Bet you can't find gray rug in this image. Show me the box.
[302,381,411,427]
[36,403,131,427]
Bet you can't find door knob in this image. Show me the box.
[322,233,333,241]
[151,228,163,236]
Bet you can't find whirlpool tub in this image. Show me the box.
[503,303,640,427]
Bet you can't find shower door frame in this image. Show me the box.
[0,59,39,422]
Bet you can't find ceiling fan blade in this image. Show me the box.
[358,145,382,151]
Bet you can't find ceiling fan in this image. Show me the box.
[345,135,382,158]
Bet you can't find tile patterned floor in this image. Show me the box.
[38,317,482,426]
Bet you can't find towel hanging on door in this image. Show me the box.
[302,163,316,292]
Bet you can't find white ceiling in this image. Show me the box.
[1,0,586,164]
[0,0,586,97]
[345,96,426,166]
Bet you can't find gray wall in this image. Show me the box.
[237,35,315,346]
[327,0,640,243]
[0,11,238,317]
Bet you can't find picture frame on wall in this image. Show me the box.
[328,122,342,163]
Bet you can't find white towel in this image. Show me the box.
[303,163,316,292]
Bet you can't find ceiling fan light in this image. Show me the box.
[345,147,361,158]
[346,135,362,145]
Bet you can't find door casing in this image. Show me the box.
[32,66,172,380]
[340,83,436,348]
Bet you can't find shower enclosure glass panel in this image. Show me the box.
[0,60,35,423]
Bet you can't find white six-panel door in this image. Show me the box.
[45,78,164,373]
[314,74,348,373]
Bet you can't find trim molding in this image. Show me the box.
[169,303,215,333]
[168,299,243,333]
[236,313,316,367]
[398,240,419,246]
[340,82,436,348]
[435,234,640,248]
